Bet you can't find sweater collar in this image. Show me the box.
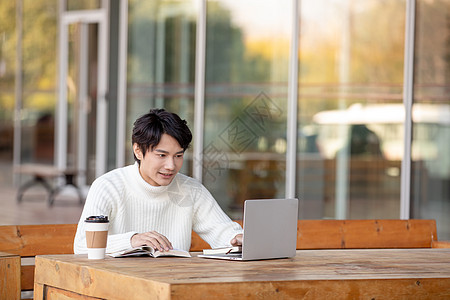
[131,162,174,195]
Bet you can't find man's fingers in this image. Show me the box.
[131,231,173,251]
[148,232,172,250]
[146,233,172,251]
[230,234,243,246]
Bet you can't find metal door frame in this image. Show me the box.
[56,0,109,182]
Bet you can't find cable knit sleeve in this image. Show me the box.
[73,172,137,254]
[191,180,243,248]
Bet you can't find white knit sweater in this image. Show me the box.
[74,163,242,254]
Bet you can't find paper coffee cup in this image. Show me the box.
[85,215,109,259]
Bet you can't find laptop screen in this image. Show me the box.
[242,198,298,260]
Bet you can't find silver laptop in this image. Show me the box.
[198,198,298,261]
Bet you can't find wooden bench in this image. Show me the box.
[14,164,84,206]
[190,219,450,251]
[0,224,77,299]
[1,220,449,299]
[0,252,21,300]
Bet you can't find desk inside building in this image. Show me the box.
[34,248,450,299]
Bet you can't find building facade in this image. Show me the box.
[0,0,449,238]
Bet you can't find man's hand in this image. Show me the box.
[131,231,173,252]
[230,234,243,246]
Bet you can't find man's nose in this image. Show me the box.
[164,157,175,170]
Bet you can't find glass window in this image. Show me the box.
[21,0,58,166]
[0,1,16,186]
[65,22,99,184]
[0,0,59,188]
[126,0,197,174]
[204,0,291,218]
[296,0,406,219]
[411,0,450,240]
[66,0,101,11]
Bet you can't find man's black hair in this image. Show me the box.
[132,108,192,164]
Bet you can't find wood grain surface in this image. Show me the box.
[34,248,450,299]
[0,252,20,300]
[2,219,446,298]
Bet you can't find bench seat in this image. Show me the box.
[14,164,84,206]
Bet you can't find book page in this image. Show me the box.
[109,247,191,258]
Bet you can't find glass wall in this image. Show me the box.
[1,0,449,239]
[126,0,197,174]
[0,1,16,186]
[67,0,101,11]
[203,0,291,217]
[411,0,450,238]
[296,0,406,219]
[20,0,58,166]
[0,0,58,188]
[65,22,100,184]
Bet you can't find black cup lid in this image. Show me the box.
[85,215,109,223]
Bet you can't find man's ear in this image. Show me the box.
[133,143,143,160]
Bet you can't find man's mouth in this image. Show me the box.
[159,172,174,177]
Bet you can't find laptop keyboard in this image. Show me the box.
[204,252,242,258]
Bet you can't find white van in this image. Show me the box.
[311,103,450,179]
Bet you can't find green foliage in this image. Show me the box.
[22,0,57,92]
[0,0,57,115]
[206,1,245,83]
[0,1,16,84]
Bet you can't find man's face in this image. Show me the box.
[133,133,184,186]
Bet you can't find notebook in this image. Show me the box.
[198,198,299,261]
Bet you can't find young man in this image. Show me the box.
[74,109,242,254]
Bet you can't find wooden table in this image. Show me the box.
[34,249,450,299]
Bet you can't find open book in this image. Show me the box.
[109,246,191,258]
[202,246,242,255]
